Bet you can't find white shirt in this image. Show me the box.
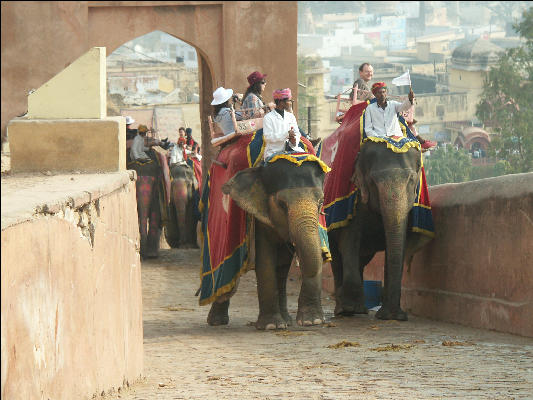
[364,99,412,138]
[169,143,186,165]
[130,134,150,161]
[263,109,305,160]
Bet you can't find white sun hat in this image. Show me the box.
[125,116,135,125]
[211,87,233,105]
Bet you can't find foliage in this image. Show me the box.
[476,7,533,174]
[424,147,472,186]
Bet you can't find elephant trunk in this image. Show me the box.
[377,178,411,313]
[288,199,323,310]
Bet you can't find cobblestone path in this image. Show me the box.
[116,248,533,400]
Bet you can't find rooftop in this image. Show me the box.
[451,38,504,71]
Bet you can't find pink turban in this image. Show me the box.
[273,88,292,100]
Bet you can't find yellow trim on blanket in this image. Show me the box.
[268,153,331,173]
[413,202,431,210]
[362,136,421,153]
[411,226,436,238]
[200,216,254,306]
[322,246,332,262]
[326,193,358,232]
[324,188,357,209]
[247,130,266,168]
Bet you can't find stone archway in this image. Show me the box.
[87,3,222,173]
[1,1,298,169]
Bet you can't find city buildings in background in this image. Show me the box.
[106,31,201,142]
[297,0,531,159]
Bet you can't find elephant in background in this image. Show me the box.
[329,141,431,321]
[127,151,164,259]
[164,162,200,248]
[209,159,328,330]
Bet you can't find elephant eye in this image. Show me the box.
[278,200,288,212]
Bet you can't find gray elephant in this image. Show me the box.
[208,159,330,330]
[329,141,432,321]
[164,162,200,248]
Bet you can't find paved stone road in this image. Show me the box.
[115,248,533,400]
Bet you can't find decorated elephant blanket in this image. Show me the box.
[186,157,203,194]
[199,130,331,305]
[318,100,435,238]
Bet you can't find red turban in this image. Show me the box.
[273,88,292,100]
[371,82,387,94]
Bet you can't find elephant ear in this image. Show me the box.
[352,162,369,204]
[222,168,273,228]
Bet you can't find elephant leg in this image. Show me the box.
[337,225,367,315]
[136,176,156,259]
[255,224,286,330]
[276,247,293,326]
[207,278,239,326]
[328,232,345,315]
[145,185,162,258]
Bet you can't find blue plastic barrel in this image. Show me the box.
[363,280,382,309]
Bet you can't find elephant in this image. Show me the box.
[329,141,430,321]
[164,162,200,248]
[127,149,166,259]
[208,159,328,330]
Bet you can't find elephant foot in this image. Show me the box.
[375,306,408,321]
[256,313,287,330]
[280,311,293,327]
[207,300,230,326]
[296,307,323,326]
[334,295,367,316]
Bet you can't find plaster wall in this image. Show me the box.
[8,117,126,173]
[449,68,486,91]
[28,47,107,119]
[322,173,533,337]
[1,172,143,399]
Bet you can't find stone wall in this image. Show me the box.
[322,173,533,338]
[1,171,143,399]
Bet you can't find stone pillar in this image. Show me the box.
[8,47,126,173]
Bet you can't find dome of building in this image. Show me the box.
[451,38,504,72]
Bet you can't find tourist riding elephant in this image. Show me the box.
[329,141,431,321]
[127,150,166,259]
[209,159,328,330]
[164,162,200,248]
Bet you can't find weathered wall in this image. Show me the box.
[1,172,143,399]
[8,117,126,173]
[322,173,533,337]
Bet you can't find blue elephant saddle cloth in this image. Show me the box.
[198,130,331,306]
[318,100,435,238]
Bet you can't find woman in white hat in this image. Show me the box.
[212,87,243,136]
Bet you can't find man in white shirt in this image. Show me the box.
[130,124,153,162]
[364,82,414,139]
[263,88,305,161]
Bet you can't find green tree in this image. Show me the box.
[476,7,533,174]
[424,147,472,186]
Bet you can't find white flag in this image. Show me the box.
[391,70,411,86]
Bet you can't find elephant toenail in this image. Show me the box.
[265,323,276,330]
[313,318,322,325]
[303,320,313,326]
[297,320,303,326]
